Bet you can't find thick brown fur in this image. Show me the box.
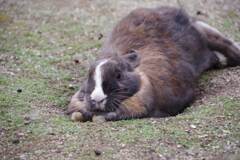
[67,6,240,121]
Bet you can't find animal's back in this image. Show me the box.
[100,7,209,115]
[67,6,240,121]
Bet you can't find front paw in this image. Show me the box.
[71,112,84,122]
[66,99,93,122]
[70,111,93,122]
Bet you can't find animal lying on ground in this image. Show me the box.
[66,6,240,122]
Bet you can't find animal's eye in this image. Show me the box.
[116,72,122,80]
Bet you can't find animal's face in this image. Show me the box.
[85,52,141,112]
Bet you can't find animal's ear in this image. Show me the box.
[122,50,141,68]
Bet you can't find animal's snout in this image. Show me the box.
[90,87,107,103]
[90,97,106,111]
[90,98,106,105]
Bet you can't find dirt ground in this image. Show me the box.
[0,0,240,160]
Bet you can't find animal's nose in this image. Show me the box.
[91,99,96,105]
[90,98,106,104]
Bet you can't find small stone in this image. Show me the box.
[17,88,22,93]
[185,129,191,134]
[196,10,208,17]
[74,59,79,64]
[16,132,25,137]
[48,132,56,136]
[190,124,197,129]
[24,116,31,125]
[177,144,182,148]
[196,10,202,15]
[24,116,31,121]
[68,84,74,90]
[98,33,103,40]
[94,149,102,156]
[12,138,20,144]
[120,143,126,148]
[24,121,31,125]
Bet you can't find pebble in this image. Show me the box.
[12,138,20,144]
[68,84,74,90]
[48,132,56,136]
[17,88,22,93]
[196,10,202,15]
[24,116,31,125]
[24,121,31,125]
[190,124,197,129]
[16,132,25,137]
[94,149,102,156]
[74,59,79,64]
[98,33,103,40]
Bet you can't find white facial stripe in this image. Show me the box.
[90,59,108,102]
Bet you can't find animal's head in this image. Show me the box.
[85,51,141,112]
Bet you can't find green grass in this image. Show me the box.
[0,11,101,135]
[102,97,240,151]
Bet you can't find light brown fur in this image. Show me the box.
[120,70,152,116]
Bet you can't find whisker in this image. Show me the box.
[110,100,119,111]
[115,95,130,100]
[111,88,124,94]
[115,94,129,98]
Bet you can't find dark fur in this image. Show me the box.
[67,6,240,121]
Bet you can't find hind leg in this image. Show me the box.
[193,21,240,67]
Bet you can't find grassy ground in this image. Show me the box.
[0,0,240,159]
